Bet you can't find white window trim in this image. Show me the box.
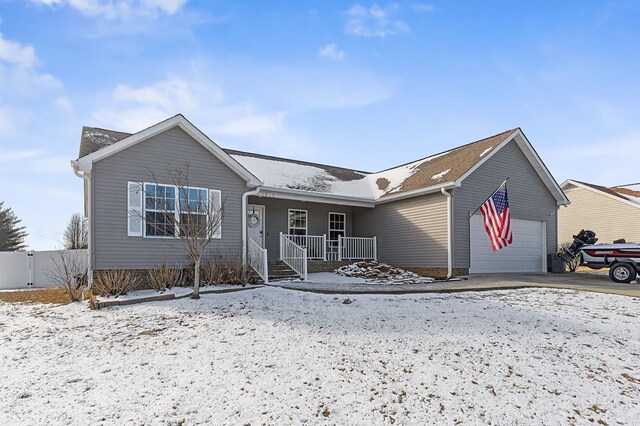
[127,181,143,237]
[133,182,221,240]
[328,212,346,241]
[288,209,308,235]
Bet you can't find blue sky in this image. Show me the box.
[1,0,639,249]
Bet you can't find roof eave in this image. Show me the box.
[74,115,263,187]
[562,179,640,209]
[375,181,458,204]
[257,186,376,207]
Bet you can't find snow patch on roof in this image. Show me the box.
[480,147,493,157]
[431,169,451,181]
[230,154,373,198]
[230,149,457,200]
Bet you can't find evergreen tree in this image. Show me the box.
[0,202,28,251]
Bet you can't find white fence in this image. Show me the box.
[247,238,269,283]
[279,233,307,280]
[0,250,88,290]
[339,236,377,261]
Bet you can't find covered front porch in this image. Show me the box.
[245,194,377,282]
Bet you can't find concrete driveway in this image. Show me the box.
[465,273,640,298]
[269,272,640,297]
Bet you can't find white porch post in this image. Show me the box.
[322,234,327,261]
[303,248,308,280]
[373,236,378,260]
[279,232,283,261]
[338,236,342,261]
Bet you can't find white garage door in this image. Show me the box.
[470,215,546,273]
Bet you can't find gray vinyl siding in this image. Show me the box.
[352,193,448,268]
[453,140,558,269]
[558,187,640,244]
[91,126,247,269]
[247,196,352,261]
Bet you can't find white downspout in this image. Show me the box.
[441,188,453,279]
[71,161,93,288]
[242,187,262,265]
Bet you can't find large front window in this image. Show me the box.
[288,209,307,236]
[139,183,218,238]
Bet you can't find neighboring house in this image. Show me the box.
[559,180,640,245]
[71,114,569,281]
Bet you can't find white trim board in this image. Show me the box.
[561,179,640,210]
[75,114,262,187]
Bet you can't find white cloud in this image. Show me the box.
[345,3,410,38]
[0,33,37,67]
[94,76,287,141]
[55,96,74,111]
[30,0,188,21]
[411,3,434,13]
[90,60,393,157]
[0,33,62,98]
[0,149,42,162]
[318,43,345,62]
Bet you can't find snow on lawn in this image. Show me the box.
[1,288,639,424]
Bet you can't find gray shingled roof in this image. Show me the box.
[77,122,520,199]
[79,127,132,158]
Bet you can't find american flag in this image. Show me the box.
[480,181,513,251]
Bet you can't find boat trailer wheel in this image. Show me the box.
[609,263,637,284]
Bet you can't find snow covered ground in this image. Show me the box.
[1,287,639,424]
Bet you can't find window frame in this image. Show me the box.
[138,182,219,240]
[287,209,308,236]
[328,212,346,241]
[177,185,210,238]
[143,183,177,239]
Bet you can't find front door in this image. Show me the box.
[247,205,266,247]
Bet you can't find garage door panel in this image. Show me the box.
[470,215,544,273]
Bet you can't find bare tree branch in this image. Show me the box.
[62,213,88,250]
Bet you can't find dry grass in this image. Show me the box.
[0,288,80,305]
[577,265,609,275]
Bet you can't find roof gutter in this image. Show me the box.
[71,160,93,288]
[258,186,376,208]
[376,182,458,204]
[441,187,453,280]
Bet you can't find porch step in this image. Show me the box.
[268,261,301,281]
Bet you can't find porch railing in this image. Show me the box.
[279,233,307,280]
[247,237,269,283]
[281,234,326,260]
[338,236,377,261]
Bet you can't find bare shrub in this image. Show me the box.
[44,250,88,302]
[92,269,141,297]
[559,242,581,272]
[201,255,255,286]
[147,265,184,292]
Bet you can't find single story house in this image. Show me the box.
[559,180,640,245]
[71,114,569,282]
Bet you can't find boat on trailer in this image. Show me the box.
[561,229,640,283]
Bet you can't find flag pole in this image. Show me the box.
[468,177,509,219]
